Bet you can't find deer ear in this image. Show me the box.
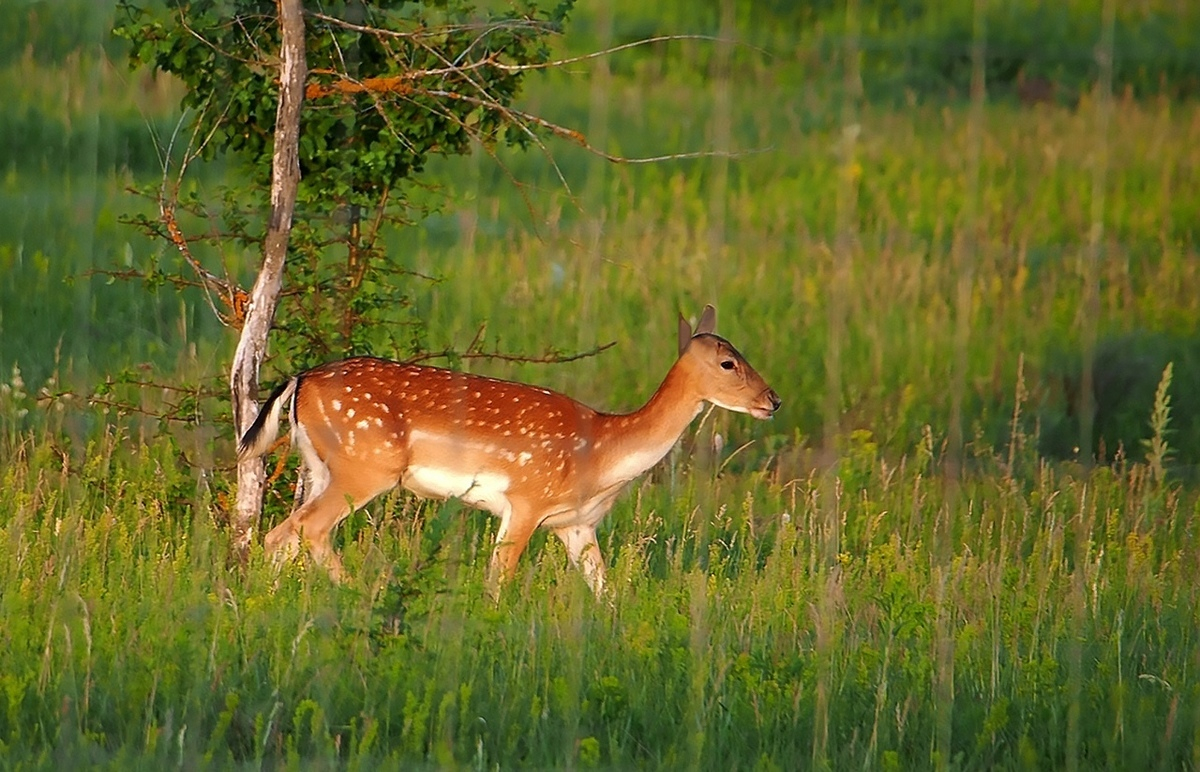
[678,311,693,356]
[695,305,717,336]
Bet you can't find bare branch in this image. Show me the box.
[407,340,617,367]
[307,11,554,43]
[300,12,768,231]
[130,83,251,330]
[404,34,583,208]
[488,34,768,73]
[304,60,499,97]
[176,8,270,70]
[419,87,769,164]
[40,383,224,424]
[156,185,250,327]
[308,11,765,76]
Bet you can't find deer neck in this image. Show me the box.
[593,361,703,487]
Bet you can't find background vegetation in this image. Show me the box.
[2,0,1199,767]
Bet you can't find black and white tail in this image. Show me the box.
[237,378,298,460]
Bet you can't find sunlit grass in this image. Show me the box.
[3,4,1200,767]
[2,417,1197,767]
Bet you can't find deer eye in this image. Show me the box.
[720,360,736,370]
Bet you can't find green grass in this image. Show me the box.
[4,1,1200,767]
[2,418,1198,768]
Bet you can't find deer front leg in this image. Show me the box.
[553,524,607,597]
[485,501,539,601]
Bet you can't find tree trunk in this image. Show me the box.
[229,0,307,558]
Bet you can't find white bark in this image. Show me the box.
[229,0,307,556]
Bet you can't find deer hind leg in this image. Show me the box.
[485,500,538,600]
[263,422,330,567]
[553,524,607,597]
[265,461,397,582]
[264,490,342,578]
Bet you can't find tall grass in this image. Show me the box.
[400,90,1200,468]
[4,1,1200,767]
[2,412,1197,767]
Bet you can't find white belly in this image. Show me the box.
[402,464,511,516]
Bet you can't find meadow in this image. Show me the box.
[3,0,1200,768]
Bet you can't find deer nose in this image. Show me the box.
[766,389,782,412]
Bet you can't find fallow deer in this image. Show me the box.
[238,305,780,597]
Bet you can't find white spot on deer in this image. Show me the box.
[373,417,383,427]
[356,419,369,430]
[332,399,342,412]
[518,452,532,466]
[346,408,356,419]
